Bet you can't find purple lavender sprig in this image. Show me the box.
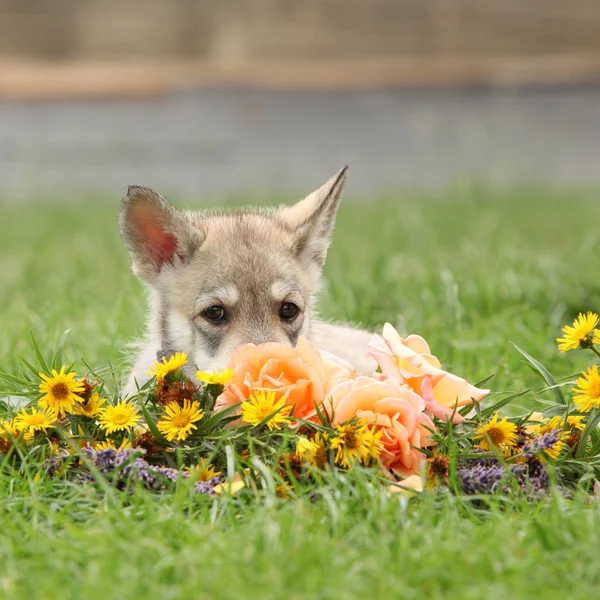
[456,462,506,495]
[521,430,562,459]
[78,448,223,494]
[456,456,550,497]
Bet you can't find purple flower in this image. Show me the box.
[457,462,506,495]
[194,475,225,495]
[78,447,225,494]
[457,456,550,497]
[522,430,562,459]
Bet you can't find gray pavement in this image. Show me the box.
[1,85,599,201]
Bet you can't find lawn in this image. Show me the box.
[1,187,600,599]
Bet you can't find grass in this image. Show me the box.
[1,187,600,599]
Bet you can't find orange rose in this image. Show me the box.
[215,337,356,421]
[326,377,436,478]
[367,324,489,423]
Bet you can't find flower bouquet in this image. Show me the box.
[1,312,600,502]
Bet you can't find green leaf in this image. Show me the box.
[576,408,600,459]
[193,403,242,436]
[140,403,167,444]
[51,329,71,371]
[474,373,496,388]
[478,390,531,419]
[513,344,566,405]
[29,330,49,373]
[18,355,42,379]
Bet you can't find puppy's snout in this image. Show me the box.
[246,332,291,347]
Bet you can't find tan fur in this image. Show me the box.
[119,166,376,396]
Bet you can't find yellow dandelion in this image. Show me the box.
[540,438,565,461]
[196,368,234,386]
[240,390,292,430]
[147,352,188,382]
[296,437,317,461]
[426,451,450,490]
[39,366,85,416]
[94,438,131,451]
[529,424,565,460]
[14,406,57,440]
[98,401,141,435]
[474,412,518,455]
[330,420,379,468]
[0,419,20,439]
[72,392,106,418]
[363,427,383,462]
[187,458,221,482]
[566,415,586,430]
[528,416,574,460]
[310,432,330,469]
[573,365,600,412]
[557,312,599,352]
[276,483,291,499]
[0,419,20,453]
[157,400,204,442]
[546,415,586,432]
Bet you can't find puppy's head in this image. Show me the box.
[119,167,348,369]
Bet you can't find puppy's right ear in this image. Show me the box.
[119,186,204,282]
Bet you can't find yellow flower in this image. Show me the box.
[474,412,518,455]
[0,419,20,452]
[546,415,586,432]
[296,433,333,469]
[95,438,131,451]
[14,406,57,440]
[240,390,292,430]
[311,432,330,469]
[573,365,600,412]
[529,421,565,460]
[187,458,221,482]
[276,483,291,499]
[157,400,204,441]
[426,451,450,489]
[147,352,188,382]
[196,369,234,386]
[330,420,381,468]
[72,392,106,418]
[557,312,599,352]
[296,437,317,460]
[39,366,85,416]
[526,414,586,460]
[0,419,20,439]
[98,401,141,434]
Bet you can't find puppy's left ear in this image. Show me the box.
[278,166,348,276]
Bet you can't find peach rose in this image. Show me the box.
[326,376,436,478]
[367,323,489,423]
[215,337,356,421]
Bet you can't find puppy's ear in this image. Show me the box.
[278,166,348,278]
[119,186,204,282]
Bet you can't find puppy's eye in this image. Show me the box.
[279,302,299,321]
[203,305,226,323]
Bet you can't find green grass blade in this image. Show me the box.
[513,344,566,405]
[29,330,50,373]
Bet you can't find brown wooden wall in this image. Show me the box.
[0,0,598,62]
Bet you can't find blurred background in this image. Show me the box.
[0,0,600,199]
[1,0,600,391]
